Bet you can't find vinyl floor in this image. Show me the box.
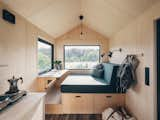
[46,114,102,120]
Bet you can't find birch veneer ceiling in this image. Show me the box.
[2,0,158,38]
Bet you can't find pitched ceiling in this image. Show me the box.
[2,0,158,38]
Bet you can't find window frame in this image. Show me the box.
[63,45,101,70]
[38,38,54,75]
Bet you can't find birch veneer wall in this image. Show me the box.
[55,25,109,73]
[0,2,54,94]
[109,2,160,120]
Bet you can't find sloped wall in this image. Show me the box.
[0,2,54,93]
[109,2,160,120]
[55,25,109,73]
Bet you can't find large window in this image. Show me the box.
[64,45,100,69]
[38,38,53,74]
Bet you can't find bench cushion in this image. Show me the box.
[61,75,116,93]
[103,63,119,85]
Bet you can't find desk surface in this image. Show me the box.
[38,70,68,78]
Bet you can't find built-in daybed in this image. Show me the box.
[61,63,120,93]
[61,75,113,93]
[61,63,126,114]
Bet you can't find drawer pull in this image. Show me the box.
[106,96,112,98]
[75,96,81,98]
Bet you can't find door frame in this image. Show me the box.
[156,18,160,120]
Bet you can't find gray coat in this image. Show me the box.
[117,55,139,93]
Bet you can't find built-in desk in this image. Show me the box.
[37,70,69,114]
[37,70,68,92]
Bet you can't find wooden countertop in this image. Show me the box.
[0,92,46,120]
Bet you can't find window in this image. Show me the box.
[38,38,53,74]
[64,45,100,69]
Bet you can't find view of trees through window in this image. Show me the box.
[38,39,53,74]
[64,46,100,69]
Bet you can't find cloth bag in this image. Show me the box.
[102,107,136,120]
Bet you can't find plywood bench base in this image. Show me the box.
[62,93,125,114]
[45,93,125,114]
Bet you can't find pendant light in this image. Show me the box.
[79,15,84,40]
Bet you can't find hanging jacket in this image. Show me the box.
[116,55,139,93]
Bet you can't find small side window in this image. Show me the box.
[38,38,54,74]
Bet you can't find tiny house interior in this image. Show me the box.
[0,0,159,120]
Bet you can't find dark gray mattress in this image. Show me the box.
[61,75,117,93]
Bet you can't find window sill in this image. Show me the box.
[38,70,68,78]
[38,69,53,75]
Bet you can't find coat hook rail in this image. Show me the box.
[127,53,144,57]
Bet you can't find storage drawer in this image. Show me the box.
[94,94,125,113]
[62,93,94,114]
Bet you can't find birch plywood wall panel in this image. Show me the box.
[109,2,160,120]
[55,25,109,72]
[0,2,54,93]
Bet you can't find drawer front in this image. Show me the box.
[94,94,125,113]
[62,94,94,114]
